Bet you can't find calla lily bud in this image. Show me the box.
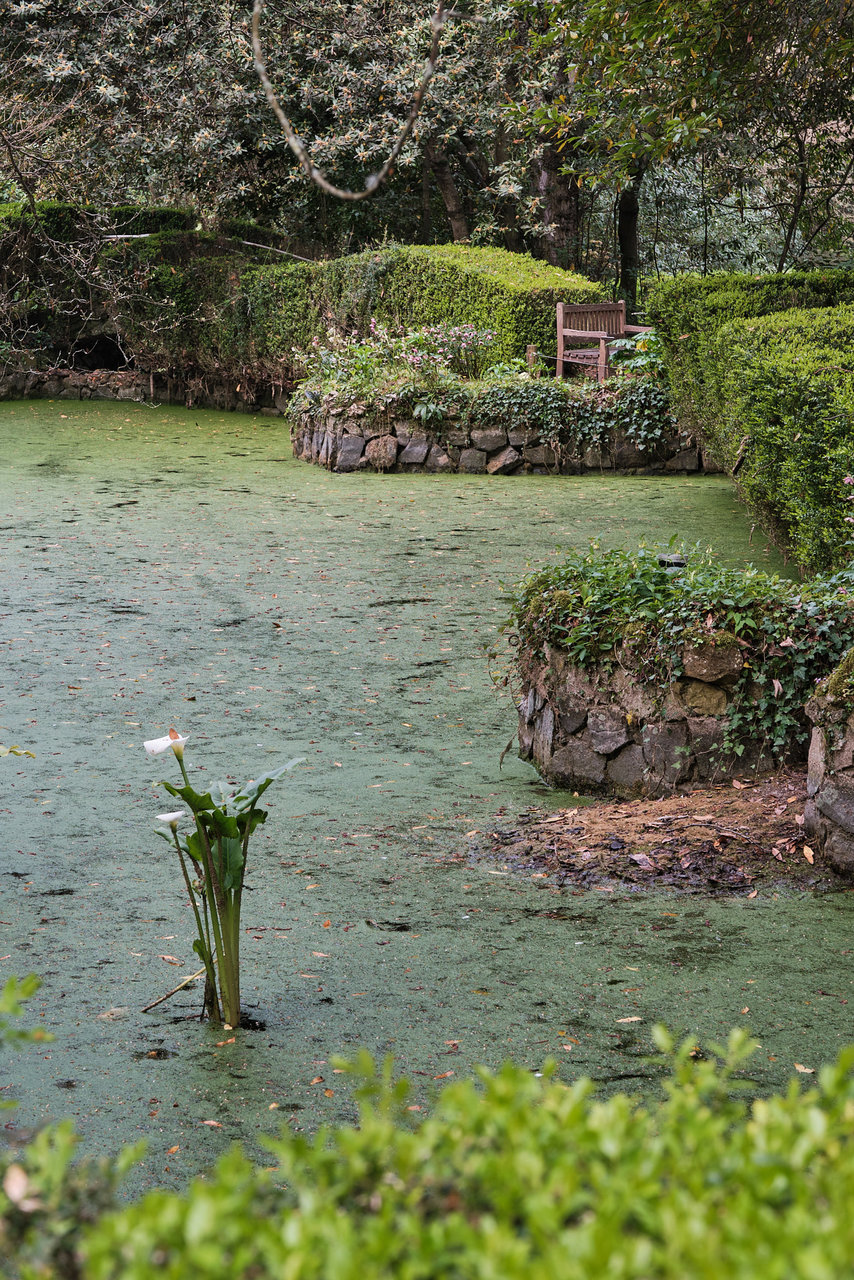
[144,730,189,759]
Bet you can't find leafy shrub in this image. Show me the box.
[507,545,854,762]
[647,266,854,438]
[647,270,854,570]
[701,306,854,571]
[12,1034,850,1279]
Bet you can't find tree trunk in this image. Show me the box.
[531,143,581,269]
[617,164,647,318]
[424,140,469,242]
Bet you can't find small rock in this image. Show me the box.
[587,706,631,755]
[471,427,507,453]
[365,434,399,471]
[486,445,522,475]
[682,635,743,682]
[458,448,487,474]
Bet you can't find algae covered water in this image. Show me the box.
[2,400,853,1193]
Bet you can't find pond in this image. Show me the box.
[2,400,853,1193]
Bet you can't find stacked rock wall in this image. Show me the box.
[291,404,719,476]
[518,636,772,797]
[804,683,854,874]
[0,368,289,415]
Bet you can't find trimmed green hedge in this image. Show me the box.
[646,269,854,570]
[647,267,854,438]
[242,245,602,374]
[704,307,854,569]
[9,1035,854,1278]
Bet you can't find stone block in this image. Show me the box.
[523,444,558,467]
[678,679,728,717]
[665,447,700,472]
[518,721,534,760]
[335,434,366,472]
[700,452,725,474]
[807,728,827,798]
[605,745,646,795]
[445,429,469,448]
[532,703,555,764]
[587,706,631,755]
[686,716,726,780]
[550,735,606,787]
[318,432,332,467]
[508,428,538,449]
[458,448,487,474]
[610,667,657,721]
[682,636,743,682]
[486,445,522,475]
[583,446,607,469]
[471,428,507,453]
[425,445,454,472]
[642,721,690,787]
[556,695,587,736]
[824,827,854,876]
[399,439,431,466]
[365,434,399,470]
[613,439,648,468]
[816,773,854,835]
[530,706,558,762]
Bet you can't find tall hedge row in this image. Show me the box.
[232,244,603,375]
[0,206,602,380]
[647,269,854,571]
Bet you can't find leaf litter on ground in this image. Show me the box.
[469,768,841,895]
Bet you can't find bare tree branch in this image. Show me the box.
[251,0,449,201]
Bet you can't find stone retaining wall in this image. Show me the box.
[291,404,721,476]
[0,367,289,415]
[804,689,854,874]
[518,636,772,797]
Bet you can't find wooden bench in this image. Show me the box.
[556,301,652,383]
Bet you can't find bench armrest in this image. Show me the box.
[624,325,653,334]
[561,328,611,340]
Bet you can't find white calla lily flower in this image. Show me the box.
[157,811,187,826]
[144,729,189,759]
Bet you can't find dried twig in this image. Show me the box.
[141,965,207,1013]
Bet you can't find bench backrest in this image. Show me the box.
[557,300,627,337]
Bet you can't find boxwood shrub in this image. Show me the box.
[646,270,854,571]
[8,1034,854,1278]
[703,306,854,571]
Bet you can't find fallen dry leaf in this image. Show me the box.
[324,1088,334,1097]
[216,1037,236,1047]
[201,1120,222,1128]
[312,952,330,957]
[159,955,182,965]
[167,1146,179,1155]
[803,845,815,864]
[433,1071,454,1079]
[794,1063,815,1074]
[616,1017,642,1024]
[310,1076,324,1085]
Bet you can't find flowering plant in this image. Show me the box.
[146,730,302,1026]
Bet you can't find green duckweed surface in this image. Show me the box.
[2,400,853,1194]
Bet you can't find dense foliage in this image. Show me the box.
[508,546,854,763]
[648,269,854,570]
[1,215,602,378]
[5,1031,854,1278]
